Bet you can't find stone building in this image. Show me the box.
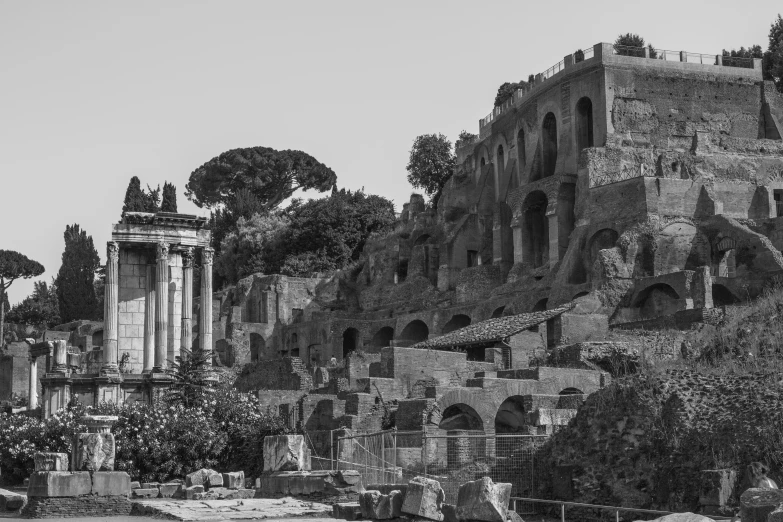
[26,212,213,417]
[209,41,783,439]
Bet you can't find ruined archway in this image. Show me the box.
[496,144,505,182]
[634,284,680,319]
[495,396,527,433]
[400,320,429,343]
[532,298,548,312]
[542,112,558,178]
[342,328,360,358]
[414,234,431,246]
[491,306,506,318]
[522,191,549,268]
[575,97,594,156]
[370,326,394,349]
[442,314,471,334]
[439,403,484,431]
[517,128,526,171]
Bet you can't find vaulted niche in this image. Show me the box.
[575,97,594,156]
[522,191,549,268]
[542,112,558,178]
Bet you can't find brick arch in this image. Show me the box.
[430,389,497,433]
[394,315,434,340]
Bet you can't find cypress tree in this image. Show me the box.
[55,224,101,323]
[161,181,178,212]
[122,176,147,216]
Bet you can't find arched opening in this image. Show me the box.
[542,112,558,178]
[91,330,103,348]
[557,184,576,260]
[522,191,549,268]
[574,228,618,284]
[573,291,589,300]
[712,284,739,306]
[495,396,527,433]
[249,333,265,362]
[414,234,431,246]
[558,387,585,408]
[634,284,680,319]
[496,144,505,177]
[400,320,429,343]
[442,314,471,334]
[342,328,360,358]
[532,298,548,312]
[575,97,594,156]
[491,306,506,318]
[291,333,298,346]
[370,326,394,349]
[481,157,486,167]
[517,128,526,170]
[439,403,484,431]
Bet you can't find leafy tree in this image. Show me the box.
[6,280,60,327]
[185,146,337,211]
[121,176,147,215]
[456,130,478,148]
[160,182,178,213]
[0,250,45,346]
[406,134,455,208]
[528,74,534,83]
[614,33,657,58]
[55,225,101,323]
[767,14,783,92]
[143,184,160,213]
[214,212,291,284]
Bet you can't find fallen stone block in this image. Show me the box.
[0,488,26,511]
[158,483,181,498]
[388,490,404,518]
[507,511,524,522]
[360,490,383,518]
[263,434,310,471]
[130,481,140,490]
[402,476,445,521]
[222,470,244,489]
[223,488,255,500]
[141,481,160,489]
[360,489,405,519]
[740,488,783,522]
[33,452,69,472]
[72,432,115,471]
[184,485,204,499]
[185,468,222,488]
[193,490,221,500]
[455,477,512,522]
[27,471,91,498]
[334,502,363,520]
[91,471,130,496]
[131,488,158,499]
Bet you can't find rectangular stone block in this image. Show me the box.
[224,488,255,500]
[455,477,511,522]
[132,488,158,498]
[263,434,310,472]
[222,471,245,490]
[27,471,91,498]
[33,452,69,472]
[91,471,130,496]
[158,483,180,498]
[185,485,204,499]
[72,432,115,471]
[402,476,445,521]
[740,488,783,522]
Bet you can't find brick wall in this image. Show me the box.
[234,358,313,392]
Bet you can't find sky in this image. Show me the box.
[1,0,780,304]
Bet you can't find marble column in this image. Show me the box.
[199,247,214,367]
[28,356,37,409]
[143,263,156,372]
[181,248,194,355]
[153,242,169,372]
[101,242,119,374]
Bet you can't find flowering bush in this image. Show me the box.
[0,388,287,485]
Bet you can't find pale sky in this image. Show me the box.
[1,0,780,304]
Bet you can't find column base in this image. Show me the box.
[100,364,120,376]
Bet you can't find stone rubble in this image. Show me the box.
[401,476,445,521]
[455,477,512,522]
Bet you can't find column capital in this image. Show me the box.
[156,242,169,261]
[181,247,195,268]
[107,242,119,262]
[202,247,215,265]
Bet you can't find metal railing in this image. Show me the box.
[510,497,734,521]
[723,55,755,68]
[542,59,565,80]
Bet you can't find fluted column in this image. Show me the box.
[28,356,37,409]
[143,263,156,372]
[153,242,169,372]
[199,247,214,367]
[101,242,119,374]
[181,248,194,356]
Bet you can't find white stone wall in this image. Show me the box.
[118,249,148,373]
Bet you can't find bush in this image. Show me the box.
[0,388,288,485]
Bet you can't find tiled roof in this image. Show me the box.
[411,304,574,350]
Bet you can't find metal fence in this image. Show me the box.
[335,430,548,514]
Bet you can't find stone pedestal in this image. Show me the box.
[72,415,118,472]
[263,434,310,472]
[34,453,69,472]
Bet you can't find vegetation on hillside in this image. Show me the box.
[406,133,455,209]
[0,250,45,346]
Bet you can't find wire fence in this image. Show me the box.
[334,430,548,515]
